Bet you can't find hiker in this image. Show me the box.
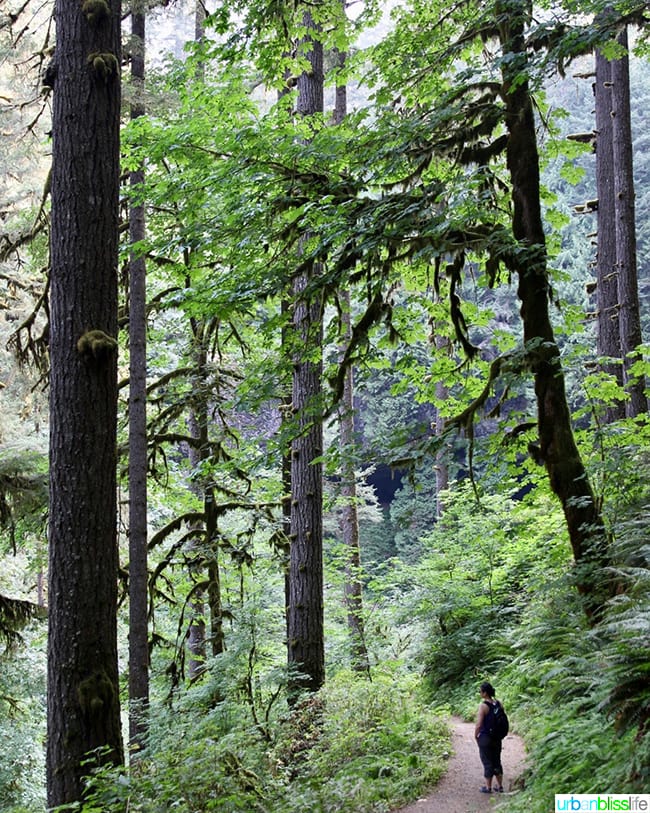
[475,680,506,793]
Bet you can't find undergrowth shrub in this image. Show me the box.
[270,667,450,813]
[413,484,570,698]
[419,484,650,813]
[0,624,46,812]
[491,517,650,812]
[77,666,450,813]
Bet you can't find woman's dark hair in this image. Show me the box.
[480,681,495,697]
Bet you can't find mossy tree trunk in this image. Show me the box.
[434,333,450,517]
[186,327,225,680]
[610,25,647,417]
[338,297,370,676]
[287,8,326,696]
[186,341,208,681]
[185,1,210,683]
[47,0,124,803]
[594,43,625,422]
[127,0,150,752]
[333,39,370,677]
[497,0,611,620]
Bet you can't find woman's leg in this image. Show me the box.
[477,735,494,790]
[493,738,504,790]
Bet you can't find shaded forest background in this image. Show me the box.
[0,0,649,811]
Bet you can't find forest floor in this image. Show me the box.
[394,717,527,813]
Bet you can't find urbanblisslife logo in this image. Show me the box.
[555,796,650,812]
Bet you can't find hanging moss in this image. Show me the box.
[76,329,118,360]
[77,670,115,719]
[87,52,119,82]
[81,0,110,26]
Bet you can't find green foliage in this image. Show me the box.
[389,471,439,563]
[0,446,47,648]
[502,594,650,809]
[0,623,46,811]
[480,496,650,810]
[274,669,449,812]
[402,482,571,691]
[0,445,48,535]
[78,669,449,813]
[2,0,650,809]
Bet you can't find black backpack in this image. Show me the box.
[485,700,509,739]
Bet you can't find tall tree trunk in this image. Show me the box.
[333,39,370,676]
[185,1,225,681]
[184,1,206,679]
[497,2,610,621]
[195,0,205,45]
[278,70,293,659]
[610,26,647,417]
[594,45,625,422]
[433,333,450,517]
[185,487,207,677]
[281,299,292,656]
[186,339,208,680]
[338,299,370,675]
[128,0,150,752]
[186,326,225,680]
[206,483,224,659]
[47,0,124,803]
[287,9,325,696]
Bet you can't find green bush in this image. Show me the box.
[272,667,449,813]
[489,522,650,812]
[0,625,46,812]
[79,667,450,813]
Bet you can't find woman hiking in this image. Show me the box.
[475,681,506,793]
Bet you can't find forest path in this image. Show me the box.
[393,717,527,813]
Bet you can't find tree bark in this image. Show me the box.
[610,26,647,417]
[185,2,226,681]
[281,299,292,658]
[497,2,610,620]
[186,0,206,682]
[128,0,150,752]
[287,9,326,696]
[206,488,224,659]
[47,0,124,803]
[187,340,208,681]
[288,272,325,693]
[333,39,370,676]
[186,324,225,680]
[434,333,450,516]
[594,46,625,422]
[338,298,370,675]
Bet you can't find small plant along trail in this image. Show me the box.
[395,717,527,813]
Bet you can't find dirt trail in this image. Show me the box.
[394,717,527,813]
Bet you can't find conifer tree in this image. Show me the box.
[334,34,370,676]
[47,0,124,802]
[610,25,647,416]
[495,0,611,618]
[594,43,626,422]
[287,6,326,695]
[128,0,150,750]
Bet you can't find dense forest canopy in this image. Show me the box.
[0,0,649,810]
